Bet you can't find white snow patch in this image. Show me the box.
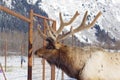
[2,0,13,8]
[116,15,120,22]
[27,0,38,5]
[112,0,120,4]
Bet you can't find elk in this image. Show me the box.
[34,11,120,80]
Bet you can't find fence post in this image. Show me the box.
[42,19,47,80]
[4,37,7,72]
[28,9,33,80]
[51,21,56,80]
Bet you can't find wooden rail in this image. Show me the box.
[33,13,55,21]
[0,6,30,22]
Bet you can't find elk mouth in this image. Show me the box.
[34,51,43,58]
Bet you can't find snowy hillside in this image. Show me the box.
[0,0,120,45]
[38,0,120,43]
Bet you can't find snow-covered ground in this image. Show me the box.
[0,56,75,80]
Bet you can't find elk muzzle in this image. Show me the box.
[34,49,43,57]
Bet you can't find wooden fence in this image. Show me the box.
[0,5,56,80]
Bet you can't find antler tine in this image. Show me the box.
[72,11,102,33]
[56,11,80,35]
[81,11,88,26]
[37,24,47,40]
[57,26,73,41]
[44,20,56,35]
[49,22,57,37]
[86,11,102,28]
[44,20,56,41]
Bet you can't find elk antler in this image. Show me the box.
[37,11,102,42]
[72,11,102,33]
[57,11,102,41]
[55,11,80,36]
[44,20,56,41]
[37,20,57,41]
[37,24,47,40]
[46,11,79,41]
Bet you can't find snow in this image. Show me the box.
[2,0,13,8]
[116,15,120,22]
[38,0,120,43]
[27,0,38,5]
[0,56,75,80]
[112,0,120,4]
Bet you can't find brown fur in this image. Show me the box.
[34,43,103,80]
